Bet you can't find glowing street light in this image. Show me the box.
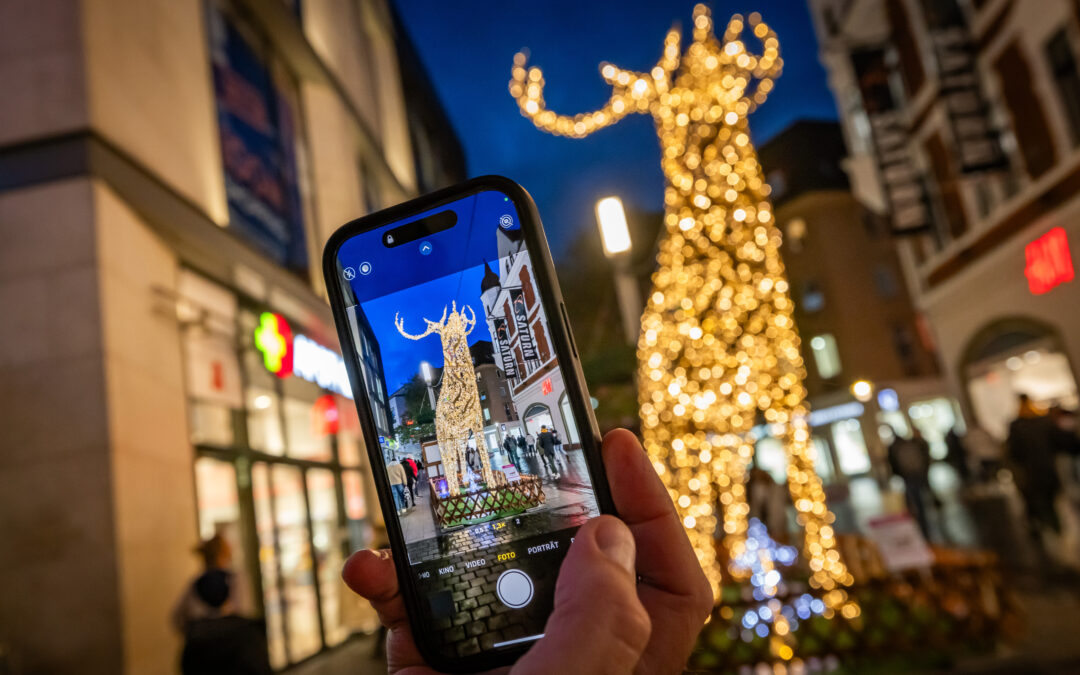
[421,360,436,409]
[851,380,874,402]
[595,196,642,344]
[596,196,632,257]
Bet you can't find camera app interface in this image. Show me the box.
[336,190,601,658]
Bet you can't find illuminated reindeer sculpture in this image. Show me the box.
[396,302,494,496]
[510,5,854,610]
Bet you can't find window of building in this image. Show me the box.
[785,218,807,253]
[923,132,969,240]
[810,334,842,379]
[887,0,926,97]
[993,41,1058,179]
[872,263,900,299]
[1045,27,1080,146]
[800,280,825,313]
[207,1,311,272]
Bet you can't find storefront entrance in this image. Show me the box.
[182,270,378,670]
[963,319,1079,440]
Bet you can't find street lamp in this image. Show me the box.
[595,196,642,345]
[851,379,874,402]
[420,360,436,410]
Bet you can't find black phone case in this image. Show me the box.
[322,175,617,672]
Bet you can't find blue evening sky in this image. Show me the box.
[392,0,838,255]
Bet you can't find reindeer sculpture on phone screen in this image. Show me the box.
[396,302,495,496]
[510,4,854,610]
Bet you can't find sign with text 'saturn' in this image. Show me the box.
[509,289,538,361]
[1025,227,1074,295]
[208,7,307,270]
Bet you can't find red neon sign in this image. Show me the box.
[541,378,553,395]
[1025,227,1074,295]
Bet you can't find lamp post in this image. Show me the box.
[421,360,436,410]
[595,196,642,345]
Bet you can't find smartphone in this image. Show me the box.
[323,176,615,671]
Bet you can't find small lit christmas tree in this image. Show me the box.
[511,5,854,611]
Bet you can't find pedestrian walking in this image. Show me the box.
[526,432,536,455]
[538,426,559,477]
[503,435,520,469]
[553,429,569,468]
[888,429,934,538]
[1007,394,1069,549]
[944,426,971,485]
[387,461,408,515]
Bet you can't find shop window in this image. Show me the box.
[993,41,1057,179]
[251,464,287,669]
[809,334,842,379]
[831,418,872,475]
[307,468,347,647]
[269,464,321,661]
[753,435,788,484]
[1045,27,1080,146]
[283,397,333,461]
[908,398,962,460]
[967,346,1078,440]
[247,388,285,455]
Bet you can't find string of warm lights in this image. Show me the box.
[511,4,855,614]
[396,302,495,495]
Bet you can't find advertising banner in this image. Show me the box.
[492,318,518,378]
[509,289,538,361]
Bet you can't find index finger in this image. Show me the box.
[601,428,707,598]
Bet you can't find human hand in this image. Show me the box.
[342,428,713,674]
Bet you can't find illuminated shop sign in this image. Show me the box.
[1025,227,1074,295]
[254,312,352,398]
[807,402,864,428]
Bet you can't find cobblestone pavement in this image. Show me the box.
[381,450,600,659]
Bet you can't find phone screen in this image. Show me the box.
[333,188,602,659]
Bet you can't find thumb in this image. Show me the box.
[513,516,651,675]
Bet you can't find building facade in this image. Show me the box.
[810,0,1080,441]
[0,0,464,672]
[757,120,951,482]
[480,236,582,450]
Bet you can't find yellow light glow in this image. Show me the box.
[595,196,632,256]
[851,379,873,402]
[510,4,853,612]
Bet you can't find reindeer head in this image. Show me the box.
[395,302,477,363]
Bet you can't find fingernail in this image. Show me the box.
[595,518,635,575]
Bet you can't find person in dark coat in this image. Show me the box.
[1007,394,1066,538]
[537,426,559,477]
[503,435,520,469]
[944,426,971,484]
[888,430,934,538]
[173,535,271,675]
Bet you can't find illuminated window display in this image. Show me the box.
[180,269,377,669]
